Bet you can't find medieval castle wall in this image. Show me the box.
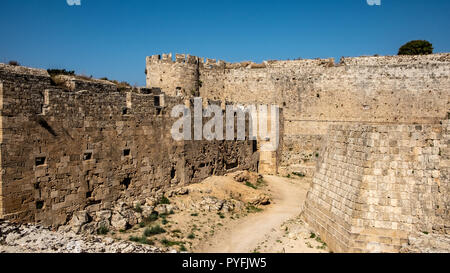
[146,53,449,252]
[303,120,449,252]
[0,64,258,227]
[146,53,450,177]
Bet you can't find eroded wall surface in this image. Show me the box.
[0,64,257,227]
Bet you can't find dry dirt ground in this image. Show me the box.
[112,173,328,253]
[194,175,328,253]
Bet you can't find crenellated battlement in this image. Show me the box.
[147,52,450,75]
[147,53,337,70]
[145,52,450,110]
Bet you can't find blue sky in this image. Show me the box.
[1,0,449,86]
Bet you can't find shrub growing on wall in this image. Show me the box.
[398,40,433,55]
[47,69,75,77]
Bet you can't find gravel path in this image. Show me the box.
[195,176,328,253]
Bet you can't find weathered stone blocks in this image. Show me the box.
[0,64,258,227]
[303,121,449,252]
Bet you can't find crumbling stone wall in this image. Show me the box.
[0,64,257,227]
[147,53,450,177]
[303,120,449,253]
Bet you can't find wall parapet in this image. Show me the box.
[146,53,337,70]
[0,63,49,77]
[0,69,259,227]
[148,52,450,72]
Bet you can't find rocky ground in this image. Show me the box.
[1,171,271,253]
[0,221,170,253]
[251,215,329,253]
[111,171,271,252]
[195,175,329,253]
[4,170,446,254]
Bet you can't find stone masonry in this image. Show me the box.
[147,53,450,177]
[0,64,258,227]
[146,53,449,252]
[0,52,449,252]
[303,121,449,252]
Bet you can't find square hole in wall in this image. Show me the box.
[35,157,46,166]
[154,96,161,107]
[36,201,44,210]
[123,149,131,157]
[83,152,92,161]
[226,160,239,170]
[122,107,129,115]
[252,140,258,153]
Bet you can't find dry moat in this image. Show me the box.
[0,53,449,253]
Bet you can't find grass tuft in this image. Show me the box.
[133,203,143,213]
[158,196,171,205]
[292,172,306,178]
[129,235,154,245]
[144,225,166,236]
[245,181,257,189]
[97,225,109,235]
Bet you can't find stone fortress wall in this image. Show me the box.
[146,53,450,177]
[0,52,448,252]
[0,64,258,227]
[147,53,450,252]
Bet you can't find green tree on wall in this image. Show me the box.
[398,40,433,55]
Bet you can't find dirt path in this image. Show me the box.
[195,176,327,253]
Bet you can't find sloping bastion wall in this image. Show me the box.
[0,64,259,227]
[303,121,449,252]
